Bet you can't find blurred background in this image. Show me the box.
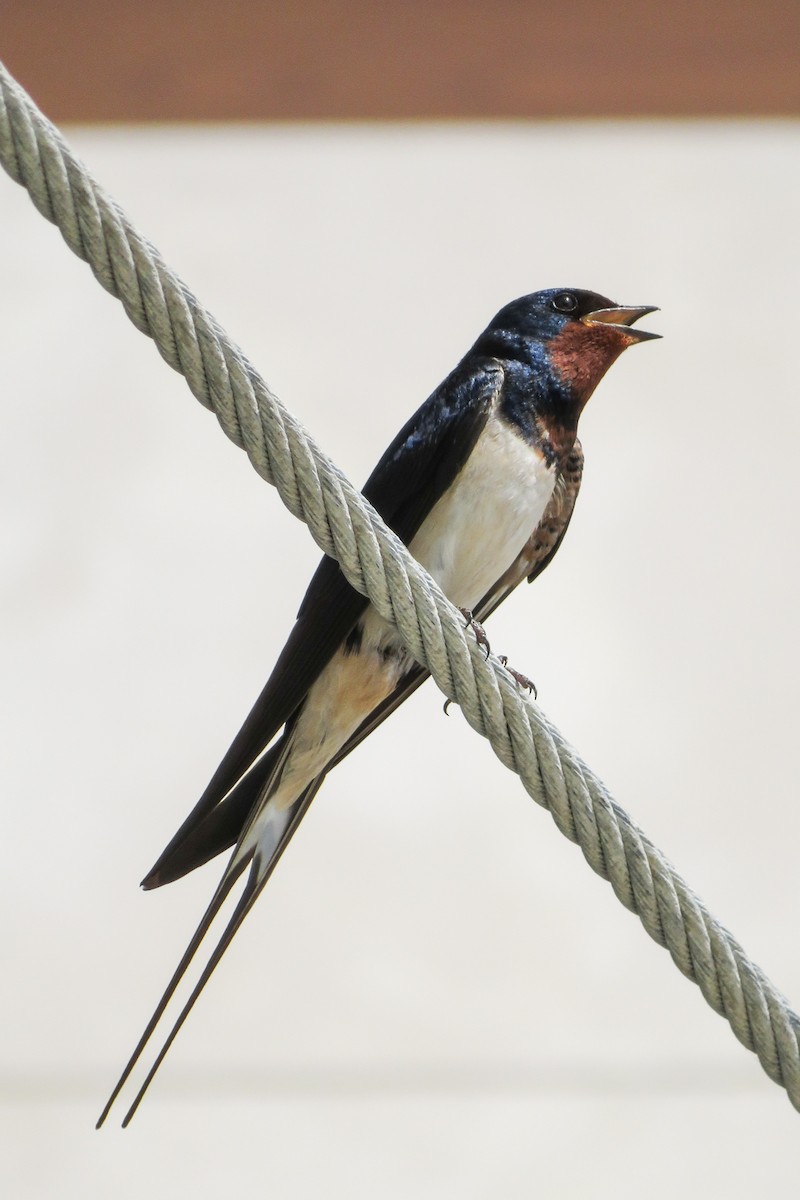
[2,3,800,1197]
[6,0,800,119]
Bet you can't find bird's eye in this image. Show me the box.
[552,292,578,315]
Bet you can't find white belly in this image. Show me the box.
[264,414,555,813]
[408,413,556,610]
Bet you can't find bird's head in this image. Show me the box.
[473,287,659,458]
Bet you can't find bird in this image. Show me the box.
[97,287,658,1126]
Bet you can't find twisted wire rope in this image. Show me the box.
[1,59,798,1108]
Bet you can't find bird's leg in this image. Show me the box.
[445,651,537,716]
[459,608,491,658]
[498,655,537,700]
[443,612,492,713]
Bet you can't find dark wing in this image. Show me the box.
[145,438,582,888]
[142,362,503,888]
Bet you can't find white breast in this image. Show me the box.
[408,414,556,611]
[260,413,556,817]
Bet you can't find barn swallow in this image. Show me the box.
[97,287,658,1125]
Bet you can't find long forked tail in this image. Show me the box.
[96,780,322,1128]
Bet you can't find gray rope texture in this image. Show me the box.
[1,58,798,1110]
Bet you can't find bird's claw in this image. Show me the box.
[459,608,491,658]
[499,655,537,699]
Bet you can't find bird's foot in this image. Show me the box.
[499,655,537,700]
[459,608,490,658]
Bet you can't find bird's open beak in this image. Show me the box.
[582,305,661,342]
